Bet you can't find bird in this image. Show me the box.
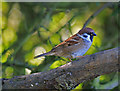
[34,27,97,61]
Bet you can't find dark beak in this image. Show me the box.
[92,32,97,36]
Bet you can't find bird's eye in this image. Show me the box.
[83,35,88,38]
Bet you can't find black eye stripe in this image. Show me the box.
[87,33,94,36]
[87,33,91,35]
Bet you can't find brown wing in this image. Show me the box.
[55,33,82,48]
[55,27,94,48]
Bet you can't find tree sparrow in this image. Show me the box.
[34,27,97,61]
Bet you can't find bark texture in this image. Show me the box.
[2,47,119,89]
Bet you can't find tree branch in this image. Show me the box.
[82,2,113,29]
[2,47,119,89]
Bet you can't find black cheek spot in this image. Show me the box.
[83,35,88,38]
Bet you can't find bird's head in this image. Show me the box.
[78,27,97,42]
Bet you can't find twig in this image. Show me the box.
[82,2,113,29]
[56,15,76,34]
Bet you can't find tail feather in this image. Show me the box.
[34,51,54,59]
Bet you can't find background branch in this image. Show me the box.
[2,47,119,89]
[82,2,113,29]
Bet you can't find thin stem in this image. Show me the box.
[82,2,113,29]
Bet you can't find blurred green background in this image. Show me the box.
[1,2,120,90]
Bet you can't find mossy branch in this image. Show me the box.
[2,47,119,89]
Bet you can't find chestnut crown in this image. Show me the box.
[78,27,97,36]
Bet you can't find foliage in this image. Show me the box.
[1,2,120,90]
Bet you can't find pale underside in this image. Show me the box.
[50,33,92,59]
[34,28,95,59]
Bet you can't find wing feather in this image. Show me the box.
[55,34,82,47]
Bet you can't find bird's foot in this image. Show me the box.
[76,55,88,59]
[68,58,72,62]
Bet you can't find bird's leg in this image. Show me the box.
[76,56,84,58]
[68,55,74,62]
[68,58,72,62]
[76,55,88,58]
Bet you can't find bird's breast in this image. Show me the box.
[71,42,92,58]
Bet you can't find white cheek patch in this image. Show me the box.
[77,33,91,42]
[83,33,91,42]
